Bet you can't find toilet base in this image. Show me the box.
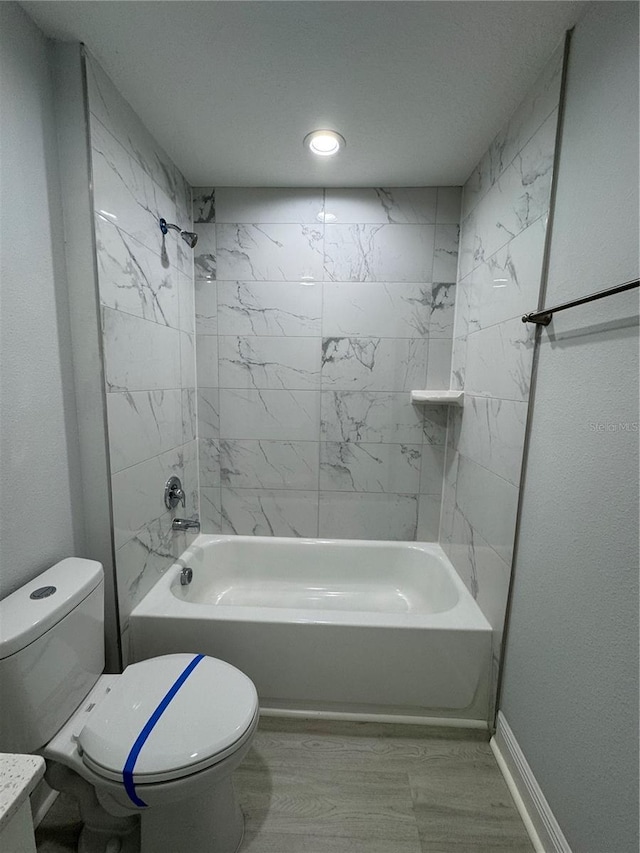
[140,776,245,853]
[45,762,140,853]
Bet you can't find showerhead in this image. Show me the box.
[181,230,198,248]
[159,217,198,249]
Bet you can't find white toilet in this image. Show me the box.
[0,558,259,853]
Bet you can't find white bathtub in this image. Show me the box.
[129,535,492,724]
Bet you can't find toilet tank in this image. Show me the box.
[0,558,105,753]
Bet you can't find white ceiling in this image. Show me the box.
[23,1,584,187]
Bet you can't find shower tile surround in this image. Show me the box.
[192,186,461,540]
[440,43,565,710]
[85,55,197,660]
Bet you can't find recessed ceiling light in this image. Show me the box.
[304,129,346,157]
[317,210,337,223]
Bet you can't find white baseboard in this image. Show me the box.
[491,711,572,853]
[261,706,488,729]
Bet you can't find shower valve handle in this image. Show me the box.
[165,475,186,509]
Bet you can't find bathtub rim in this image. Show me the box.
[131,534,492,633]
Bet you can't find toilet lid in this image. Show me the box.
[77,654,258,785]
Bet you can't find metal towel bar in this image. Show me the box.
[522,278,639,326]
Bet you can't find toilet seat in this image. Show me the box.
[77,654,258,786]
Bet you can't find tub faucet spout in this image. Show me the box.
[172,518,200,532]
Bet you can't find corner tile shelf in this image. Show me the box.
[410,390,465,406]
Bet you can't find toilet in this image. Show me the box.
[0,558,259,853]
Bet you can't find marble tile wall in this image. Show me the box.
[439,43,565,713]
[192,187,461,540]
[85,56,197,661]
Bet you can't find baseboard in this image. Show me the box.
[30,779,58,828]
[260,706,488,729]
[491,711,572,853]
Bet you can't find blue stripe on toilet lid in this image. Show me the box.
[122,653,205,807]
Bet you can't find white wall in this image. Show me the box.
[499,4,639,851]
[0,3,85,596]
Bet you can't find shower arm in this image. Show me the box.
[159,217,198,248]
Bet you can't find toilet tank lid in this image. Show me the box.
[0,558,103,659]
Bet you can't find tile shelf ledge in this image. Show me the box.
[410,390,465,406]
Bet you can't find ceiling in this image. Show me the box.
[23,1,584,187]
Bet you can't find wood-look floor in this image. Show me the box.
[36,717,534,853]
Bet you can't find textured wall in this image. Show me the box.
[500,4,639,850]
[440,42,564,710]
[192,187,460,540]
[0,3,85,597]
[85,57,197,659]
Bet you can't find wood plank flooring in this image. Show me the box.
[36,717,534,853]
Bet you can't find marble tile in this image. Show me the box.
[217,224,324,282]
[426,339,453,390]
[419,445,446,494]
[111,443,188,548]
[321,391,424,445]
[173,174,193,238]
[115,511,181,622]
[95,214,180,328]
[198,388,220,438]
[200,487,222,533]
[220,389,321,441]
[106,389,183,473]
[322,282,431,338]
[217,281,322,337]
[454,455,518,565]
[86,56,181,207]
[422,405,448,446]
[216,188,323,224]
[323,188,437,224]
[180,439,199,518]
[182,387,197,443]
[220,440,319,490]
[196,335,219,388]
[319,492,418,540]
[324,224,435,282]
[91,118,181,270]
[432,224,460,282]
[194,223,216,280]
[465,217,547,332]
[192,187,215,223]
[321,337,428,392]
[464,317,536,402]
[180,331,196,389]
[457,395,528,487]
[102,308,181,392]
[436,187,463,224]
[177,269,195,335]
[416,495,441,541]
[320,442,422,493]
[462,42,562,221]
[429,282,456,338]
[458,111,557,280]
[199,436,220,488]
[195,278,218,334]
[221,488,319,537]
[219,336,321,390]
[450,336,467,392]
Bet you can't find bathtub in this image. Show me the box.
[129,535,492,724]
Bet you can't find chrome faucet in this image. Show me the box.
[172,518,200,532]
[180,567,193,586]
